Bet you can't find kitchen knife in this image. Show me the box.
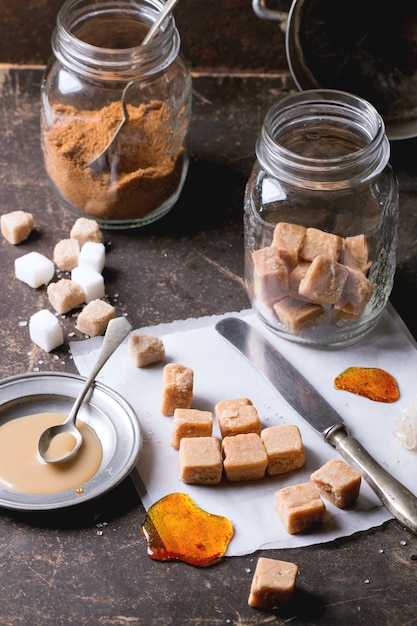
[215,316,417,535]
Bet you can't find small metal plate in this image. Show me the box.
[0,372,142,511]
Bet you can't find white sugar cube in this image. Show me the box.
[78,241,105,273]
[29,309,64,352]
[71,266,105,303]
[15,251,55,288]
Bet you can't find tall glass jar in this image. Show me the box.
[244,90,399,348]
[41,0,192,229]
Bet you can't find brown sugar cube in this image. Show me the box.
[179,437,222,485]
[272,222,306,268]
[128,333,165,368]
[300,227,342,263]
[310,459,361,508]
[298,255,349,304]
[334,266,373,318]
[0,210,34,244]
[252,246,290,306]
[248,557,298,609]
[273,296,326,334]
[215,398,261,437]
[47,278,85,314]
[161,363,194,417]
[261,424,305,475]
[340,234,370,272]
[76,299,115,336]
[221,433,267,482]
[171,408,213,450]
[70,217,104,248]
[53,238,80,271]
[275,482,326,534]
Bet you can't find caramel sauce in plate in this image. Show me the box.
[141,492,234,566]
[334,367,400,403]
[0,412,102,494]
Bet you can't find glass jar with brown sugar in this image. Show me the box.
[244,90,399,348]
[41,0,192,229]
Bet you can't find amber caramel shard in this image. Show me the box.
[248,557,298,609]
[272,222,306,269]
[0,210,34,245]
[47,278,85,314]
[340,234,370,272]
[273,296,326,334]
[70,217,104,248]
[161,363,194,417]
[299,255,349,304]
[310,459,361,508]
[128,332,165,368]
[274,482,326,534]
[300,227,342,263]
[76,299,115,336]
[215,397,261,438]
[260,424,305,475]
[221,433,267,482]
[53,238,80,272]
[179,437,223,485]
[171,408,213,450]
[252,246,290,306]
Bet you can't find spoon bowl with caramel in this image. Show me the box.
[38,316,132,464]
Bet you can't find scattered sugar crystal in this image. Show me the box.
[15,251,55,288]
[1,210,34,244]
[71,266,105,303]
[78,241,105,273]
[394,397,417,450]
[29,309,64,352]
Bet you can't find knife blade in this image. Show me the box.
[215,316,417,535]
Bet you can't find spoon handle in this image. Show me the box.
[66,317,132,425]
[142,0,182,45]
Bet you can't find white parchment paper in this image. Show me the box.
[71,304,417,556]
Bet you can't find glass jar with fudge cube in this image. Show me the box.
[40,0,191,229]
[244,89,399,348]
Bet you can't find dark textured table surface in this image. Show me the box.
[1,66,417,625]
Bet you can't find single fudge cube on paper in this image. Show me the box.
[1,210,34,244]
[221,433,268,482]
[161,363,194,417]
[171,408,213,450]
[128,333,165,368]
[53,239,80,272]
[71,265,105,303]
[215,397,261,437]
[70,217,103,247]
[78,241,106,273]
[29,309,64,352]
[298,255,349,305]
[275,482,326,534]
[76,299,115,336]
[273,296,326,334]
[15,251,55,288]
[248,557,298,609]
[260,424,305,475]
[179,436,223,485]
[47,278,85,314]
[252,246,290,306]
[300,227,342,263]
[310,459,361,508]
[272,222,306,269]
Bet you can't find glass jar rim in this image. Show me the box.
[256,89,390,189]
[53,0,180,80]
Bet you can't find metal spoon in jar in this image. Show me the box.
[38,316,132,464]
[88,0,182,174]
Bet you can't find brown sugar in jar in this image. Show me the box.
[41,0,192,229]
